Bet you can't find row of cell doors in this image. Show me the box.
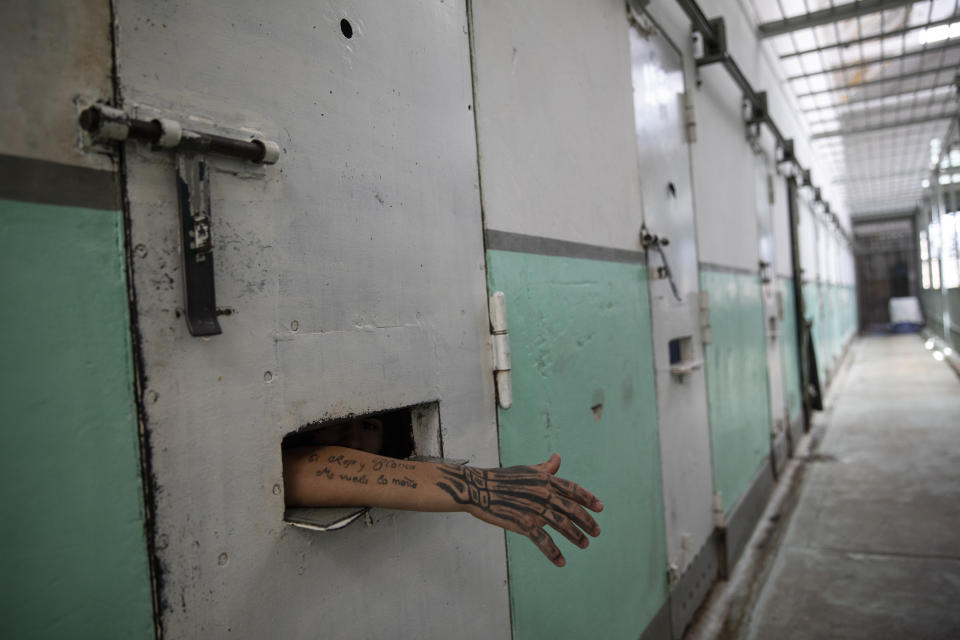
[114,2,792,635]
[630,24,789,585]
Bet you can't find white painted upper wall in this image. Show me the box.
[471,0,645,250]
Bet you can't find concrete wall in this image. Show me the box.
[0,2,156,638]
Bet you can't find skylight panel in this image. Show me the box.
[814,24,838,46]
[881,36,904,57]
[771,33,797,56]
[819,47,843,67]
[917,21,960,44]
[780,0,809,19]
[782,57,805,76]
[792,77,813,94]
[882,7,909,27]
[908,2,933,28]
[860,38,883,59]
[815,92,835,108]
[899,55,923,75]
[858,12,885,39]
[807,74,830,92]
[930,0,957,22]
[753,0,785,22]
[818,106,839,120]
[799,51,823,72]
[792,27,819,51]
[902,27,930,51]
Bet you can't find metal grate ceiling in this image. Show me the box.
[747,0,960,216]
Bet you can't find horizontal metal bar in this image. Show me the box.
[803,94,956,126]
[851,208,920,222]
[779,15,957,60]
[833,168,930,183]
[801,82,955,112]
[810,112,954,138]
[674,0,794,170]
[786,40,960,81]
[794,63,956,98]
[722,57,761,112]
[79,104,279,164]
[675,0,717,42]
[759,0,918,39]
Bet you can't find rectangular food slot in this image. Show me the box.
[281,402,441,531]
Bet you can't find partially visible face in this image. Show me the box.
[339,417,385,453]
[310,417,385,454]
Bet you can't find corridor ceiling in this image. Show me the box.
[745,0,960,218]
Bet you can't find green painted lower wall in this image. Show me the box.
[486,249,668,640]
[920,288,959,343]
[803,282,858,386]
[700,269,771,514]
[778,277,802,425]
[922,289,944,332]
[802,282,825,385]
[0,199,154,639]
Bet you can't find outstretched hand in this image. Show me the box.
[434,454,603,567]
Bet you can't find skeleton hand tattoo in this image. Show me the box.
[435,455,603,567]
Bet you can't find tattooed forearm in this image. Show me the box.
[285,446,601,562]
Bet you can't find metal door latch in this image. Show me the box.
[640,222,681,301]
[758,259,772,284]
[79,103,281,336]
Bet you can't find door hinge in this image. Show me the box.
[489,291,512,409]
[713,491,725,528]
[699,290,711,345]
[683,91,697,144]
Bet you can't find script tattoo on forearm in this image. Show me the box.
[434,464,598,564]
[307,451,419,490]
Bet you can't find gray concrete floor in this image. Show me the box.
[742,335,960,640]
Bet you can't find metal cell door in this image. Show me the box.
[754,152,787,468]
[629,25,714,584]
[110,2,507,637]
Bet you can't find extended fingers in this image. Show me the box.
[542,509,590,549]
[550,476,604,512]
[550,494,601,537]
[527,527,565,567]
